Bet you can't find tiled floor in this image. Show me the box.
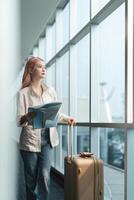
[17,154,124,200]
[17,176,64,200]
[17,154,64,200]
[49,180,64,200]
[104,166,124,200]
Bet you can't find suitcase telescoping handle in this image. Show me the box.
[67,125,73,160]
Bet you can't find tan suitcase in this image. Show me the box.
[64,126,104,200]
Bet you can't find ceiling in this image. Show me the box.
[20,0,58,64]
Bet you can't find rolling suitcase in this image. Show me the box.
[64,125,104,200]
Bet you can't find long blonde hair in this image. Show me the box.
[21,56,44,89]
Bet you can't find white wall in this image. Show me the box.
[0,0,20,199]
[0,1,60,199]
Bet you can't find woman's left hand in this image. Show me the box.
[68,117,76,125]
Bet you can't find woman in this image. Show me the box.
[16,56,76,200]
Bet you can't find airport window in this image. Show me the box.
[45,63,55,88]
[70,34,90,122]
[61,125,68,171]
[56,52,69,115]
[51,23,56,58]
[45,23,56,62]
[99,128,125,169]
[70,0,90,39]
[56,3,69,52]
[52,126,63,170]
[52,125,68,172]
[46,26,51,62]
[91,127,124,199]
[76,126,90,153]
[91,3,125,123]
[57,126,90,173]
[30,0,128,198]
[127,129,134,199]
[91,0,111,17]
[32,46,39,56]
[38,37,46,61]
[62,3,69,46]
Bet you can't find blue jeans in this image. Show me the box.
[20,129,53,200]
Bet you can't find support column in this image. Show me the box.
[0,0,20,199]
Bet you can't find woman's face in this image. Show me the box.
[31,61,46,80]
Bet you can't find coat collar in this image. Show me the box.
[30,82,48,97]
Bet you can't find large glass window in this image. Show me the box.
[38,37,46,61]
[91,4,125,123]
[56,126,90,173]
[70,34,90,122]
[91,0,111,18]
[70,0,90,39]
[53,126,64,171]
[56,3,69,52]
[127,129,134,199]
[76,126,90,153]
[91,127,124,199]
[45,23,56,63]
[32,46,38,57]
[99,128,125,169]
[61,125,68,171]
[45,63,55,88]
[56,52,69,115]
[18,0,133,198]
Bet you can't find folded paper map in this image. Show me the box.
[28,101,62,129]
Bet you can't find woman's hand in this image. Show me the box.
[28,111,36,119]
[67,117,76,126]
[20,111,36,125]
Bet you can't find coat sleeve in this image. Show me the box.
[16,91,28,127]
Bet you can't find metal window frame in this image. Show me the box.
[28,0,131,199]
[50,2,127,199]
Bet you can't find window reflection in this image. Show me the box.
[70,0,90,38]
[56,3,69,52]
[100,128,125,169]
[56,52,69,115]
[45,63,55,88]
[91,4,125,122]
[91,0,111,18]
[77,127,90,153]
[70,34,90,122]
[46,23,56,62]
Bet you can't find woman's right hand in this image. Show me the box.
[20,111,36,125]
[27,111,36,119]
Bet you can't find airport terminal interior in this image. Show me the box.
[0,0,134,199]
